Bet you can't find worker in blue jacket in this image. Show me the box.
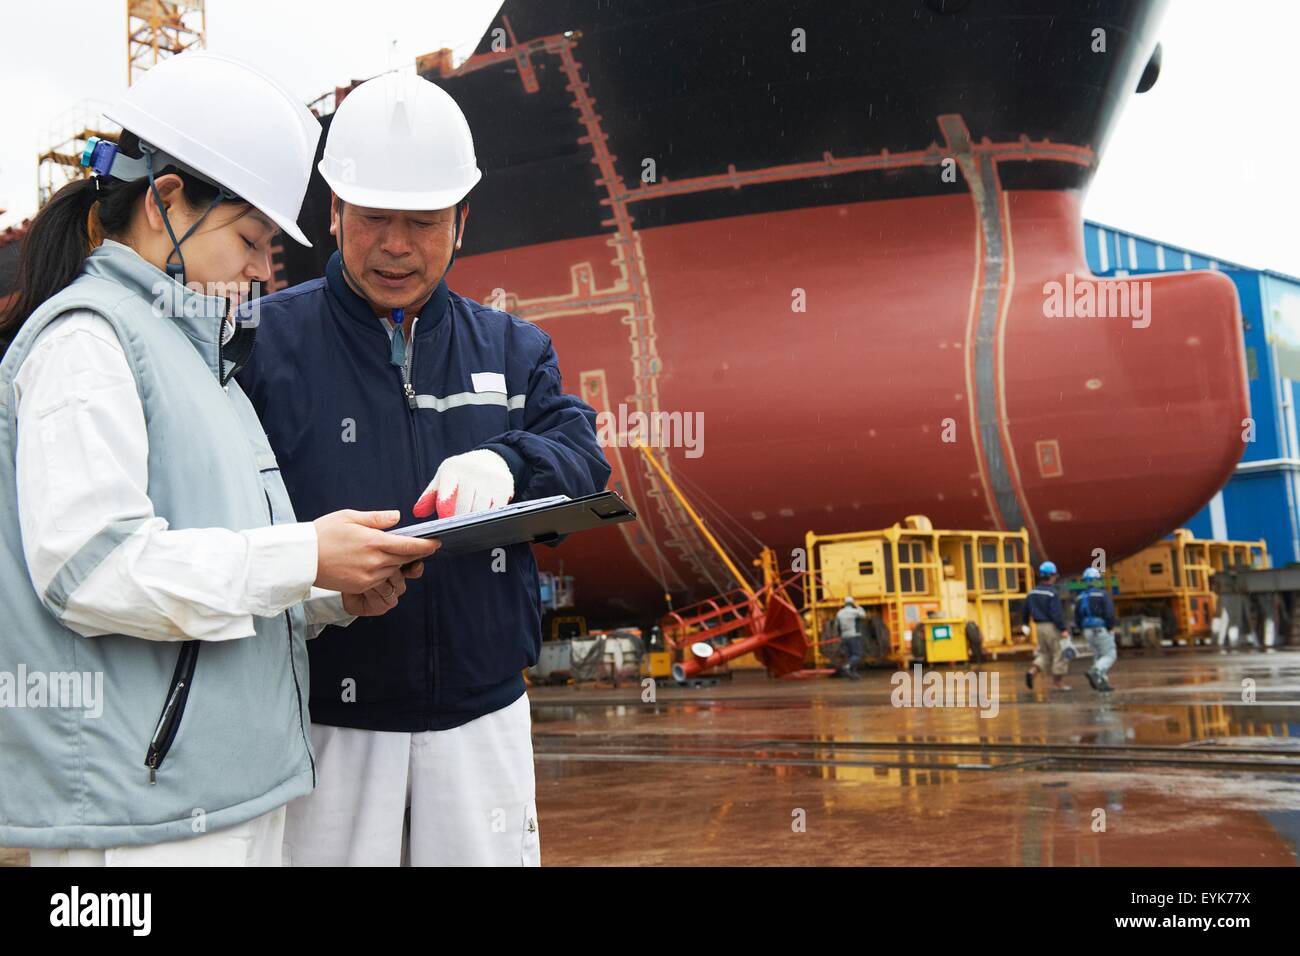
[1075,567,1118,692]
[236,74,610,866]
[1022,561,1071,693]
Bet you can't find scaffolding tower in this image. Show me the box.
[36,2,207,210]
[128,1,206,85]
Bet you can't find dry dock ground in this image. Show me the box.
[528,649,1300,866]
[4,648,1298,866]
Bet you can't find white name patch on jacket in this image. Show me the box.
[471,372,507,394]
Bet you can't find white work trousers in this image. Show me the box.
[28,807,286,867]
[283,691,539,866]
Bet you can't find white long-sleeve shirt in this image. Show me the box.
[13,306,355,642]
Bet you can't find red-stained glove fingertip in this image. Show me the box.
[412,492,436,518]
[435,488,458,519]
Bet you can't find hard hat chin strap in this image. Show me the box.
[143,145,231,286]
[436,200,466,287]
[335,207,362,292]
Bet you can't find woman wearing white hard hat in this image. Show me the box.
[0,51,437,865]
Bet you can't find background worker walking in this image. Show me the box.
[1076,567,1118,692]
[1024,561,1071,692]
[835,596,866,679]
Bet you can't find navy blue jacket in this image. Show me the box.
[237,252,611,731]
[1021,585,1066,631]
[1074,587,1117,630]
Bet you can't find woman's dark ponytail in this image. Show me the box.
[0,131,230,354]
[0,177,103,352]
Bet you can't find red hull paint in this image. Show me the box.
[452,189,1246,619]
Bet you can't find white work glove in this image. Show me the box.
[413,449,514,519]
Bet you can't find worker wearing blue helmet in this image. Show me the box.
[1023,560,1071,692]
[1076,567,1118,692]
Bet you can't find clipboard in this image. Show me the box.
[389,491,637,555]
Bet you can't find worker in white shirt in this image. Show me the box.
[0,52,438,866]
[835,596,867,679]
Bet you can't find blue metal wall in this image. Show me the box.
[1083,222,1300,565]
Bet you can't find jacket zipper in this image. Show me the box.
[264,485,316,787]
[400,314,420,410]
[408,319,438,717]
[218,313,232,385]
[144,640,201,784]
[392,314,438,719]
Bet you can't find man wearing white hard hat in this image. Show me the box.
[0,52,436,865]
[238,72,610,866]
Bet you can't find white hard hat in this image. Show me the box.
[104,51,321,246]
[318,72,482,211]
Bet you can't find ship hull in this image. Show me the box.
[450,187,1245,619]
[270,0,1246,620]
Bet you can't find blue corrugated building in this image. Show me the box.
[1084,221,1300,566]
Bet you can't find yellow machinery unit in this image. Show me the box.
[805,516,1032,665]
[641,648,674,680]
[1110,530,1269,642]
[918,616,970,664]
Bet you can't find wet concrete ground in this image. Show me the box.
[4,648,1296,866]
[530,649,1300,865]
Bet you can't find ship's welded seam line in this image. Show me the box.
[446,34,707,593]
[971,156,1025,535]
[993,183,1047,556]
[944,114,1005,529]
[618,142,1096,205]
[945,112,1025,537]
[446,33,712,594]
[963,177,999,528]
[578,368,688,591]
[551,37,732,596]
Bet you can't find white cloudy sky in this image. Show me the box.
[0,0,503,223]
[1,1,1296,276]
